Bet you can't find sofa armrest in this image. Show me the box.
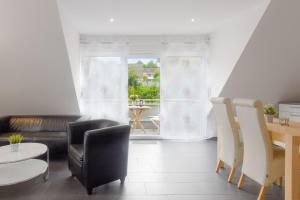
[0,116,10,133]
[83,125,130,180]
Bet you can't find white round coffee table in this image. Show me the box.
[0,143,49,186]
[0,159,48,186]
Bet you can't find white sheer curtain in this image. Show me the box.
[80,43,128,123]
[160,42,210,139]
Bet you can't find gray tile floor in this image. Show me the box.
[0,140,284,200]
[130,129,160,135]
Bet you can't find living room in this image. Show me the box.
[0,0,299,200]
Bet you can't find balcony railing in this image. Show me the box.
[128,98,160,105]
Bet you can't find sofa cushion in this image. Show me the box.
[69,144,84,162]
[9,116,80,132]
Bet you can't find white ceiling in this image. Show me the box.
[59,0,266,35]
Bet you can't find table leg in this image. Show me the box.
[136,110,146,132]
[132,118,137,129]
[137,121,145,132]
[129,110,137,129]
[133,118,139,129]
[44,148,49,182]
[285,135,300,200]
[129,108,149,133]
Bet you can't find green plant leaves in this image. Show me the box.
[8,134,23,144]
[264,105,277,115]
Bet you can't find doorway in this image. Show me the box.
[127,57,160,136]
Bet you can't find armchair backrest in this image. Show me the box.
[83,124,131,186]
[68,119,120,145]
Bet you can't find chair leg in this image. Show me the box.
[277,177,283,188]
[237,174,245,189]
[87,187,93,195]
[227,168,236,183]
[216,160,224,173]
[220,162,225,169]
[220,161,225,169]
[120,177,126,184]
[257,186,267,200]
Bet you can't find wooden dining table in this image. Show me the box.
[235,118,300,200]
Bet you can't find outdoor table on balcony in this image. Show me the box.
[129,105,151,132]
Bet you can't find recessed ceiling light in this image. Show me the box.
[190,18,196,22]
[109,18,115,23]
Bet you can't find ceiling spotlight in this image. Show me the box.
[109,18,115,23]
[190,18,196,22]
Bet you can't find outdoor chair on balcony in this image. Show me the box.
[149,115,160,130]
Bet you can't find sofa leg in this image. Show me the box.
[120,177,126,184]
[87,188,93,195]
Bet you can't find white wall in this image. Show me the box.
[209,1,270,97]
[206,1,269,137]
[0,0,79,115]
[57,1,81,98]
[221,0,300,104]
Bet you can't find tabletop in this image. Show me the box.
[0,143,47,164]
[129,105,151,110]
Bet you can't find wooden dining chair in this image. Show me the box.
[234,99,284,200]
[211,97,243,183]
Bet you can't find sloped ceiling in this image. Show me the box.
[221,0,300,104]
[0,0,79,115]
[209,1,270,98]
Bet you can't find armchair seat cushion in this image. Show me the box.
[69,144,84,162]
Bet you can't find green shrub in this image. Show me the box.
[135,86,159,99]
[128,68,160,101]
[128,86,159,99]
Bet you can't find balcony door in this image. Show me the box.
[128,57,160,136]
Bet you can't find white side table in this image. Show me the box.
[0,143,49,186]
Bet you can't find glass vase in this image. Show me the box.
[10,143,20,152]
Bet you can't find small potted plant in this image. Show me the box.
[129,94,139,105]
[8,134,23,152]
[264,104,277,123]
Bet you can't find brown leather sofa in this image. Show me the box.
[0,115,83,157]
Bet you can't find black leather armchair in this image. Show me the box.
[67,119,130,195]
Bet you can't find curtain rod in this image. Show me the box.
[80,35,210,44]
